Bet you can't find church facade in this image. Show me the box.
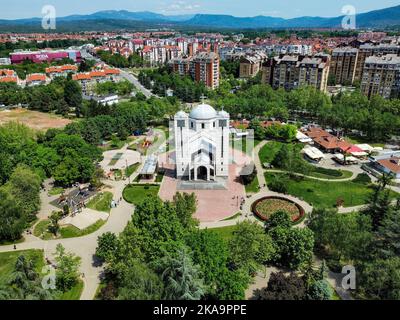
[174,103,230,181]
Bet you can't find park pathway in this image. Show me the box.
[253,141,268,191]
[0,143,142,300]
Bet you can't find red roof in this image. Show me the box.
[89,71,106,78]
[73,73,91,81]
[0,76,17,83]
[378,157,400,174]
[26,74,46,82]
[0,69,15,76]
[104,68,120,75]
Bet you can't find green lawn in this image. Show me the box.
[108,153,123,166]
[33,220,53,240]
[259,141,287,164]
[60,220,106,239]
[260,141,353,180]
[231,137,261,155]
[123,184,160,205]
[34,219,106,240]
[48,187,64,196]
[125,162,140,177]
[87,192,113,213]
[265,172,398,208]
[221,212,242,221]
[308,167,354,180]
[57,280,84,300]
[208,225,237,242]
[245,175,259,194]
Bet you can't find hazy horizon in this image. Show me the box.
[1,0,399,20]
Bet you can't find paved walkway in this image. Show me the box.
[0,144,142,300]
[254,141,268,190]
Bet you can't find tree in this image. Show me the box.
[64,79,82,117]
[54,244,81,292]
[265,210,292,231]
[0,188,26,241]
[130,196,185,262]
[48,211,62,236]
[185,230,229,297]
[363,186,392,231]
[254,272,306,300]
[248,120,265,140]
[268,226,314,270]
[377,207,400,258]
[215,268,250,300]
[229,221,275,275]
[7,255,52,300]
[96,232,119,263]
[3,165,41,222]
[308,208,372,262]
[159,247,205,300]
[307,279,332,300]
[173,192,198,230]
[357,257,400,300]
[117,259,163,300]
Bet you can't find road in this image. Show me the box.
[120,69,156,98]
[0,165,137,300]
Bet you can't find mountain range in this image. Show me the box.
[1,5,400,32]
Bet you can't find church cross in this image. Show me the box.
[200,94,207,104]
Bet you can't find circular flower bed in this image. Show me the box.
[251,196,305,223]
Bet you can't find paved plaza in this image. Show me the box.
[99,149,141,171]
[60,208,109,230]
[158,149,249,222]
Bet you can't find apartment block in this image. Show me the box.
[239,53,266,78]
[262,54,330,92]
[169,57,193,76]
[361,54,400,99]
[355,44,400,82]
[191,52,220,89]
[330,47,358,85]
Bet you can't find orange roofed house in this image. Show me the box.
[72,68,121,95]
[375,156,400,179]
[0,69,19,85]
[26,73,47,86]
[46,65,78,79]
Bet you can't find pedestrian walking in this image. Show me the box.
[13,244,16,250]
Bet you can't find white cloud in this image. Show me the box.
[160,1,201,14]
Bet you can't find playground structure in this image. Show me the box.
[53,183,96,216]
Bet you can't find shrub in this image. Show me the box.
[268,176,288,194]
[353,173,372,184]
[313,167,342,177]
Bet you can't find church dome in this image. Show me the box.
[189,104,217,120]
[175,110,187,118]
[218,110,229,118]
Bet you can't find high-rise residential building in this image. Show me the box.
[361,54,400,99]
[354,44,400,82]
[270,55,300,91]
[169,52,220,89]
[262,54,330,92]
[298,55,330,92]
[191,52,220,89]
[169,56,193,76]
[239,53,266,78]
[330,47,359,85]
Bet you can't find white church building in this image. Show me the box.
[174,103,230,181]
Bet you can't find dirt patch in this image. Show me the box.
[0,108,72,131]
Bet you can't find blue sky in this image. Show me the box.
[2,0,400,19]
